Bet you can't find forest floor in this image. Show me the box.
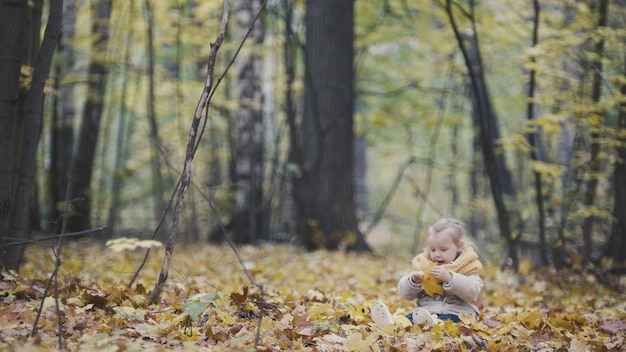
[1,239,625,351]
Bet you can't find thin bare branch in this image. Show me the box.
[147,0,231,305]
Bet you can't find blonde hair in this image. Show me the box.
[427,218,474,249]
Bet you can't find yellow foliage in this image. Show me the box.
[393,314,413,328]
[423,262,444,296]
[308,303,334,321]
[3,242,625,351]
[520,310,544,330]
[518,259,533,276]
[344,330,379,351]
[106,237,162,252]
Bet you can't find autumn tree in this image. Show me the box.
[293,0,370,251]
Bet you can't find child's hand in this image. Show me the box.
[411,271,424,283]
[429,267,453,284]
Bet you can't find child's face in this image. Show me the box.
[427,233,463,265]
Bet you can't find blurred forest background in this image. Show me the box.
[2,0,626,281]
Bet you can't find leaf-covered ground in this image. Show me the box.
[1,241,625,351]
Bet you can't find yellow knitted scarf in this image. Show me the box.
[411,246,482,296]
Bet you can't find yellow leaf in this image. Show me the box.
[106,237,162,252]
[393,314,413,328]
[520,310,544,329]
[308,303,334,321]
[216,309,236,324]
[519,259,533,276]
[423,263,444,297]
[347,304,367,323]
[344,330,378,352]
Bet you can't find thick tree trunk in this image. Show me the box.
[21,1,43,234]
[295,0,370,251]
[0,0,29,270]
[1,0,62,271]
[67,0,112,232]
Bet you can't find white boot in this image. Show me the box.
[370,301,395,329]
[411,308,437,327]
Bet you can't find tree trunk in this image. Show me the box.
[444,0,517,269]
[144,0,167,238]
[106,0,137,237]
[295,0,370,251]
[602,49,626,265]
[526,0,549,266]
[22,1,43,234]
[458,5,517,263]
[276,0,298,240]
[1,0,62,271]
[67,0,112,232]
[580,0,608,261]
[0,0,29,270]
[232,0,266,244]
[49,0,77,232]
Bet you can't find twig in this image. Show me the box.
[363,156,416,237]
[406,176,445,217]
[27,1,66,347]
[2,227,106,247]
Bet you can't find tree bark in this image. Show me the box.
[444,0,517,268]
[0,0,29,270]
[1,0,63,271]
[295,0,370,251]
[67,0,112,232]
[233,0,266,244]
[49,0,77,232]
[106,0,137,237]
[276,0,298,240]
[526,0,549,266]
[144,0,167,238]
[602,50,626,265]
[581,0,608,261]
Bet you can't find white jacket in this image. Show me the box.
[397,271,483,316]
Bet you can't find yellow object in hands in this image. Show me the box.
[422,262,445,297]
